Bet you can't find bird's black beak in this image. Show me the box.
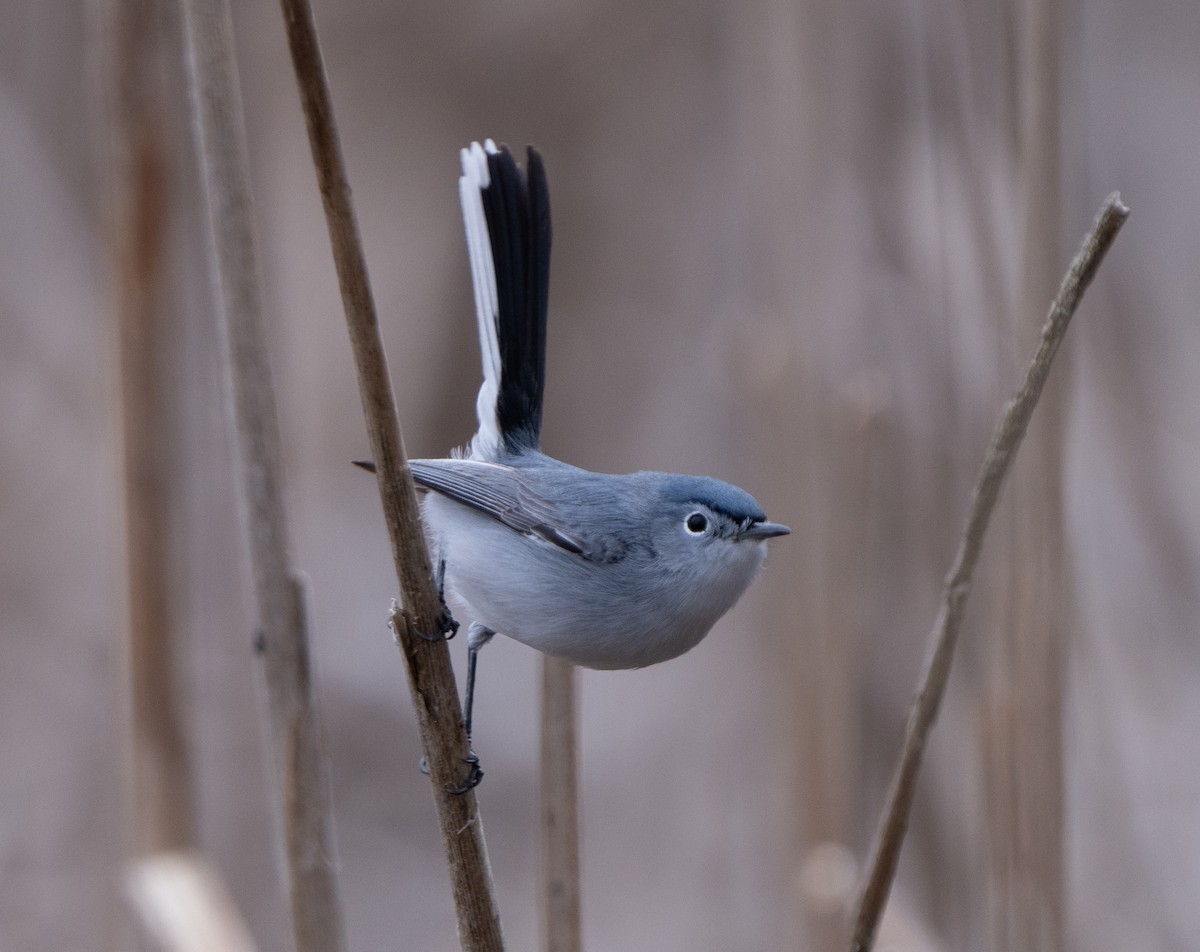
[353,460,377,473]
[741,520,791,540]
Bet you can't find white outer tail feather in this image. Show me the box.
[459,140,503,460]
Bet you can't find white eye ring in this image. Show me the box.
[685,512,708,534]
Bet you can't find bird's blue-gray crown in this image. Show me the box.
[656,474,767,523]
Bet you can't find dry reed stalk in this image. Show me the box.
[107,0,195,856]
[540,657,581,952]
[274,1,505,948]
[849,194,1129,952]
[796,401,878,952]
[178,1,346,949]
[989,0,1068,946]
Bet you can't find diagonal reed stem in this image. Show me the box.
[849,193,1129,952]
[274,1,505,948]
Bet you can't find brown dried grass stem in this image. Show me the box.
[275,0,505,948]
[178,1,346,949]
[849,193,1129,952]
[108,0,195,856]
[540,657,581,952]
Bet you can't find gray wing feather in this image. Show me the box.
[411,459,599,559]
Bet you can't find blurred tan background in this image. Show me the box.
[3,0,1197,949]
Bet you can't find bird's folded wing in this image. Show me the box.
[410,459,595,559]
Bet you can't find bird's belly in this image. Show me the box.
[424,497,713,669]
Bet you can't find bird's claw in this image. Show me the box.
[437,607,460,640]
[406,560,461,642]
[446,753,484,795]
[387,605,459,644]
[417,752,484,795]
[411,608,459,642]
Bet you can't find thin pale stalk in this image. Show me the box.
[990,0,1068,946]
[107,0,195,856]
[540,657,581,952]
[274,0,504,948]
[178,1,346,949]
[849,194,1129,952]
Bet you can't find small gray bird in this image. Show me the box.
[368,141,788,785]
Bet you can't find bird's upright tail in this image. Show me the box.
[458,140,551,458]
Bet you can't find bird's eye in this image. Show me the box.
[685,512,708,534]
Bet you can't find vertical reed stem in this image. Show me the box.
[541,657,581,952]
[179,1,346,948]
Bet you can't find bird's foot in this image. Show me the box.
[387,587,459,644]
[418,751,484,795]
[415,560,460,641]
[411,609,459,642]
[447,752,484,794]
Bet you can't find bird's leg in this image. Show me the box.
[463,623,495,740]
[442,623,494,794]
[434,559,460,640]
[410,559,460,642]
[420,622,492,793]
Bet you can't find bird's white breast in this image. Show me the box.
[421,493,767,669]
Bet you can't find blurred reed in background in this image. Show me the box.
[0,0,1194,949]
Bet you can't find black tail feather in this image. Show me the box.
[481,145,551,452]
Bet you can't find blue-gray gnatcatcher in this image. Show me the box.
[364,141,788,788]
